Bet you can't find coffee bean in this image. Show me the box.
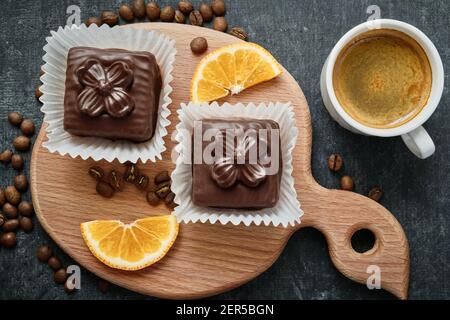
[54,268,68,284]
[11,154,24,171]
[178,0,193,14]
[154,170,171,184]
[328,154,343,172]
[109,170,123,191]
[37,245,53,262]
[146,1,161,21]
[189,10,203,26]
[155,180,171,190]
[88,166,104,181]
[3,203,18,219]
[213,16,227,32]
[20,119,35,136]
[48,256,62,270]
[35,86,43,100]
[86,17,102,26]
[18,201,34,217]
[199,3,213,22]
[160,6,175,22]
[96,181,115,198]
[211,0,226,16]
[5,186,21,205]
[101,11,119,26]
[190,37,208,54]
[3,219,19,232]
[98,279,110,293]
[8,112,23,127]
[124,164,138,183]
[368,187,384,202]
[119,4,134,21]
[0,149,13,164]
[230,27,248,41]
[132,0,146,19]
[164,192,175,205]
[64,279,76,294]
[340,175,354,191]
[156,186,171,199]
[1,232,17,248]
[136,174,149,190]
[20,217,33,233]
[146,191,160,206]
[14,175,28,192]
[175,10,185,23]
[13,136,31,151]
[0,213,6,228]
[0,188,5,206]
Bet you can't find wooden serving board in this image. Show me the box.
[30,23,409,299]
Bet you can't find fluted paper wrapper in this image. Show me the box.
[40,24,176,163]
[171,102,303,227]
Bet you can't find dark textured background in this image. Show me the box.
[0,0,449,300]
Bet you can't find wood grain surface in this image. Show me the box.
[30,23,409,299]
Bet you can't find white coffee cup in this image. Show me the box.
[320,19,444,159]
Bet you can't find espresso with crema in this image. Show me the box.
[333,29,432,128]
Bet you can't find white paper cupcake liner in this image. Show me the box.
[171,102,303,227]
[40,24,176,163]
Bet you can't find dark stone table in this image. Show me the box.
[0,0,448,300]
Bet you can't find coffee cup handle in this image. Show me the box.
[401,126,435,159]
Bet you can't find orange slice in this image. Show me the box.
[190,42,283,103]
[80,215,178,271]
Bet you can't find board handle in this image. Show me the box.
[299,187,409,299]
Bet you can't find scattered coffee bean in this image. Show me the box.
[109,170,123,191]
[18,201,34,217]
[155,180,171,190]
[213,16,228,32]
[132,0,146,19]
[54,268,68,284]
[5,186,21,205]
[13,136,31,151]
[119,4,134,21]
[0,189,4,206]
[37,245,53,262]
[230,27,248,41]
[178,0,193,14]
[340,176,354,191]
[64,279,76,294]
[199,3,213,22]
[190,37,208,54]
[86,16,102,26]
[20,119,35,136]
[88,166,104,181]
[101,10,119,26]
[11,154,24,171]
[175,10,185,23]
[1,232,17,248]
[189,10,203,26]
[35,86,43,100]
[160,6,175,22]
[48,256,62,270]
[328,154,343,172]
[164,192,175,205]
[368,187,384,202]
[3,219,19,232]
[19,217,33,233]
[98,279,110,293]
[14,175,28,192]
[211,0,226,16]
[0,149,13,164]
[96,181,115,198]
[3,203,18,219]
[0,213,5,228]
[124,164,138,183]
[156,185,171,199]
[8,112,23,127]
[154,170,171,184]
[146,191,160,206]
[146,1,161,21]
[136,174,149,190]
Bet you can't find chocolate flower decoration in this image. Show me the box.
[211,126,268,189]
[76,59,135,118]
